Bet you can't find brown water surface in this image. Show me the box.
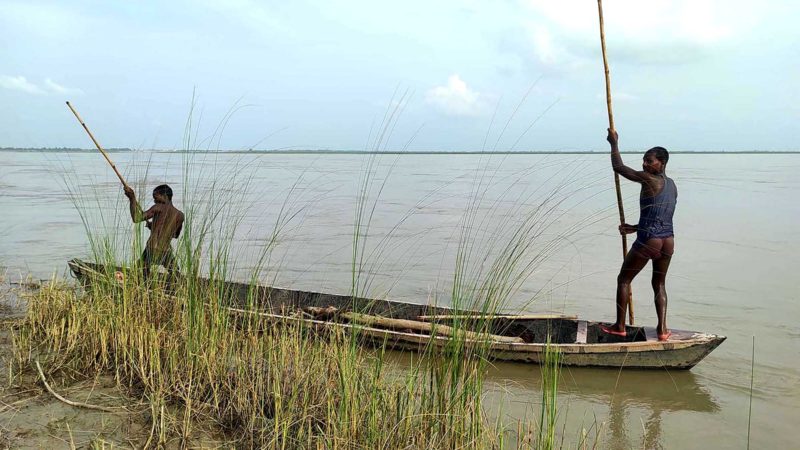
[1,150,797,448]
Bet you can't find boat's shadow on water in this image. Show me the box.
[383,348,718,447]
[488,361,719,448]
[554,367,718,413]
[383,346,718,412]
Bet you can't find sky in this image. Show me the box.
[1,0,798,151]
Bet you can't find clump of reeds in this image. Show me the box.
[13,268,523,447]
[9,96,600,448]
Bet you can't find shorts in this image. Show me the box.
[631,236,674,260]
[142,248,176,269]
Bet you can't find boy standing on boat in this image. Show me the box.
[602,130,676,341]
[124,184,184,278]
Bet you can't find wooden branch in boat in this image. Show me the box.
[416,313,577,321]
[304,306,338,318]
[304,306,523,343]
[343,312,524,344]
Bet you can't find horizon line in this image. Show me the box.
[2,147,800,155]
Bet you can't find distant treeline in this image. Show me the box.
[1,147,798,154]
[1,147,133,152]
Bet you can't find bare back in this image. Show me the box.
[144,203,184,252]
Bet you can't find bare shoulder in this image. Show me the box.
[144,203,162,215]
[642,173,666,195]
[172,206,185,221]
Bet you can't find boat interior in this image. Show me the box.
[69,259,649,345]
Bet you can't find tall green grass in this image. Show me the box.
[9,96,598,448]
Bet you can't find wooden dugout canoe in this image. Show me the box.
[67,258,725,370]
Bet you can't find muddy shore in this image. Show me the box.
[0,283,223,449]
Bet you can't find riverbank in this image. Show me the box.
[2,277,572,448]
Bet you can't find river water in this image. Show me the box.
[1,149,797,448]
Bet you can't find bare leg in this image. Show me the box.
[163,251,179,284]
[613,248,649,331]
[142,264,151,281]
[651,238,674,336]
[140,250,151,282]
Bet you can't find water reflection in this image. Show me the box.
[558,368,719,413]
[606,396,670,449]
[382,349,718,448]
[485,360,718,410]
[485,362,719,448]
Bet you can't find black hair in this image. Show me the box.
[645,146,669,165]
[153,184,173,200]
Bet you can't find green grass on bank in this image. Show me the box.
[5,99,604,448]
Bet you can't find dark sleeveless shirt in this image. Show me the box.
[637,174,677,242]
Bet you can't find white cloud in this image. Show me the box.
[527,25,589,71]
[43,78,84,95]
[524,0,753,68]
[528,0,733,42]
[0,75,46,94]
[0,75,83,96]
[426,75,487,117]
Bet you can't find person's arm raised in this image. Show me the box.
[123,186,156,223]
[608,129,649,183]
[124,186,145,223]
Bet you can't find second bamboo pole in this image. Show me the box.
[597,0,634,325]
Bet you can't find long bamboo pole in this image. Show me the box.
[597,0,634,325]
[65,101,130,190]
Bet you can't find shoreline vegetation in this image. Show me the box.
[1,172,579,448]
[3,275,575,449]
[3,147,799,154]
[1,107,604,447]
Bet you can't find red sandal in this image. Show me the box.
[658,331,672,341]
[600,324,627,338]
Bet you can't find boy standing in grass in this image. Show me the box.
[124,184,184,279]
